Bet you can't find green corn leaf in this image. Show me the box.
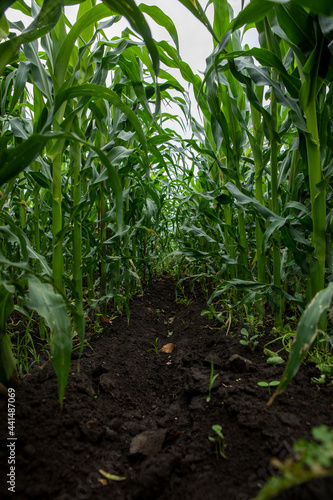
[0,130,123,229]
[212,0,233,46]
[208,280,299,304]
[225,182,281,221]
[77,0,96,45]
[0,13,9,40]
[262,219,287,250]
[177,0,218,42]
[266,0,333,17]
[230,0,274,32]
[64,0,86,4]
[139,3,179,53]
[0,133,52,186]
[9,0,31,16]
[107,146,134,166]
[216,47,301,98]
[0,283,16,386]
[24,41,53,102]
[102,0,160,76]
[319,16,333,41]
[9,61,31,112]
[54,3,110,87]
[0,255,30,271]
[0,282,14,334]
[268,282,333,405]
[26,278,72,406]
[274,2,315,57]
[0,0,63,76]
[0,220,52,275]
[180,225,218,244]
[54,84,148,158]
[0,0,17,17]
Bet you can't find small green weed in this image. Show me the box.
[257,380,280,395]
[264,348,285,365]
[240,328,259,352]
[209,425,226,459]
[148,337,159,354]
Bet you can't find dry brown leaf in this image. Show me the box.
[160,343,176,353]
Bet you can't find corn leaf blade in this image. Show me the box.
[26,278,72,406]
[268,283,333,405]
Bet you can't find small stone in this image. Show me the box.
[75,373,95,397]
[105,427,118,440]
[129,429,167,457]
[99,373,116,392]
[188,396,205,411]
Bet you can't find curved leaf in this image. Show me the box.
[230,0,274,32]
[139,3,179,53]
[268,283,333,405]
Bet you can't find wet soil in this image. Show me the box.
[1,275,333,500]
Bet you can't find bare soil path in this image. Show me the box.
[1,275,332,499]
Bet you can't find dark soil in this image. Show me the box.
[1,275,333,500]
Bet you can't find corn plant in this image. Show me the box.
[1,0,333,405]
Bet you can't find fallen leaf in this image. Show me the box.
[160,343,176,353]
[99,470,127,481]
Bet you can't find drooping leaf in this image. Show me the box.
[26,278,72,406]
[139,3,179,53]
[177,0,218,42]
